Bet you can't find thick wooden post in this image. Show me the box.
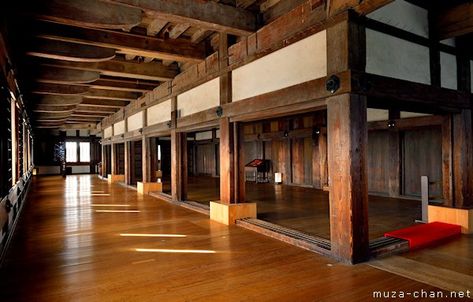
[234,122,245,202]
[220,117,235,204]
[124,141,131,185]
[452,110,473,208]
[442,115,453,206]
[171,130,187,201]
[111,143,117,175]
[327,93,369,264]
[142,136,150,183]
[101,144,106,177]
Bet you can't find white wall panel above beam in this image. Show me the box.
[147,99,171,126]
[177,78,220,117]
[127,111,143,131]
[232,30,327,102]
[114,120,125,135]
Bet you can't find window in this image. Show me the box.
[66,142,77,162]
[79,142,90,162]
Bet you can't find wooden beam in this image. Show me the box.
[33,0,142,30]
[37,66,100,84]
[33,95,83,106]
[36,21,206,62]
[81,98,129,108]
[437,2,473,39]
[87,78,156,93]
[353,72,471,111]
[40,59,178,81]
[31,83,90,95]
[27,39,116,63]
[327,93,369,264]
[168,24,191,39]
[328,0,394,17]
[34,105,77,113]
[106,0,257,36]
[83,89,141,101]
[76,105,119,114]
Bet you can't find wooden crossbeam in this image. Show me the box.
[39,58,178,81]
[27,39,116,62]
[31,83,90,95]
[36,66,100,84]
[87,78,156,92]
[105,0,257,36]
[36,21,206,63]
[83,89,141,101]
[81,98,129,108]
[33,95,83,106]
[33,0,142,30]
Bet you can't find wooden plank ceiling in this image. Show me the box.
[7,0,266,129]
[6,0,473,129]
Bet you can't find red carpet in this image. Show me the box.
[384,222,461,250]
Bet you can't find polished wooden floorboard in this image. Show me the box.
[186,176,420,240]
[0,175,442,301]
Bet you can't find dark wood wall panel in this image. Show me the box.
[117,143,125,175]
[402,127,442,197]
[133,140,142,184]
[195,143,216,176]
[367,131,390,194]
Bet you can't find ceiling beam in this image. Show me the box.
[36,66,100,84]
[437,2,473,39]
[105,0,257,36]
[31,83,90,95]
[86,78,156,92]
[39,58,179,81]
[33,95,83,106]
[36,21,206,63]
[33,0,142,30]
[83,88,141,101]
[27,39,116,62]
[81,98,129,108]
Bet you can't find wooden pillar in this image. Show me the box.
[124,141,131,185]
[101,144,106,177]
[452,110,473,208]
[149,138,157,182]
[142,136,150,183]
[234,122,245,202]
[111,143,117,175]
[318,133,328,188]
[327,93,369,264]
[442,116,453,206]
[171,130,187,201]
[387,109,400,197]
[220,117,234,204]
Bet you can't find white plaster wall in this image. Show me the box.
[147,99,171,125]
[400,111,430,118]
[368,0,428,38]
[232,30,327,102]
[366,29,430,85]
[66,130,76,137]
[177,78,220,117]
[79,130,90,137]
[441,38,456,47]
[216,129,220,139]
[367,109,389,122]
[71,166,90,174]
[127,112,143,131]
[440,52,457,90]
[103,126,113,138]
[195,131,213,141]
[114,121,125,135]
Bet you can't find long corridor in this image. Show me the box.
[0,175,441,301]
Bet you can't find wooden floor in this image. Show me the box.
[186,176,420,240]
[0,175,445,301]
